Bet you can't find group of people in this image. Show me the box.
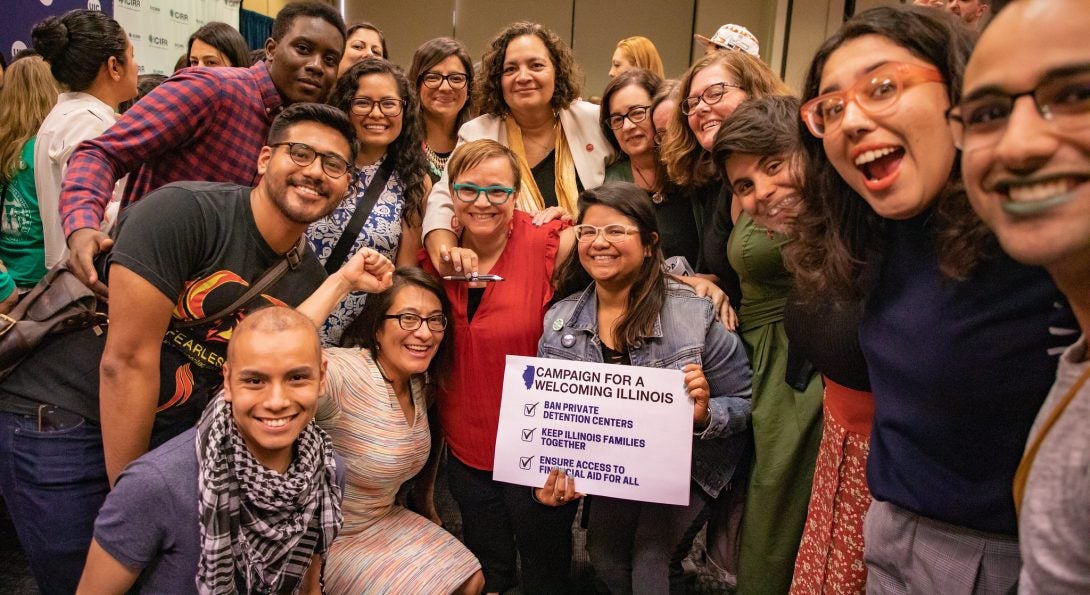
[0,0,1086,593]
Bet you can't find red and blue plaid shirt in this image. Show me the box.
[60,61,284,236]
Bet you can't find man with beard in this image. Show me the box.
[0,103,377,595]
[59,1,346,297]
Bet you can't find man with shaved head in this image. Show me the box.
[79,307,344,594]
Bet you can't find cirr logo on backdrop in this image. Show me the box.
[170,9,190,23]
[149,35,168,47]
[115,0,140,9]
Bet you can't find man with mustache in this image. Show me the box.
[0,103,383,594]
[58,1,346,298]
[958,0,1090,590]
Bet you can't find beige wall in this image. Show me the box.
[247,0,909,94]
[572,0,695,98]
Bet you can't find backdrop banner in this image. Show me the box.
[112,0,241,75]
[3,0,113,63]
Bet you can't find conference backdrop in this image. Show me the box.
[6,0,240,76]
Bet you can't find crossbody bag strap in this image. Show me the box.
[175,235,307,329]
[324,158,395,275]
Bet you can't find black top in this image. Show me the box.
[466,287,486,322]
[692,181,741,308]
[530,150,583,209]
[0,182,326,431]
[600,343,630,366]
[783,294,871,391]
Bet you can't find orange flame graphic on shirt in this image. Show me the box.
[157,363,195,412]
[173,271,248,320]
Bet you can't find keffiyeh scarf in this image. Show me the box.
[195,397,342,594]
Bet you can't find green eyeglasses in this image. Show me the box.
[452,182,515,205]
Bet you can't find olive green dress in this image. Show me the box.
[728,212,824,594]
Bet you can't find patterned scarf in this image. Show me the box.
[195,398,342,595]
[504,115,579,216]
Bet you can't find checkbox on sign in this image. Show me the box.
[521,428,535,442]
[519,455,534,470]
[523,402,539,416]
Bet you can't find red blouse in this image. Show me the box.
[422,210,565,470]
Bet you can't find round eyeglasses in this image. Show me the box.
[269,142,350,178]
[421,72,469,89]
[350,97,407,117]
[383,313,448,332]
[607,105,651,130]
[573,223,638,243]
[680,82,741,115]
[801,62,944,138]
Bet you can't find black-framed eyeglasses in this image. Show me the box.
[451,182,515,205]
[350,97,407,117]
[383,313,448,332]
[269,142,350,178]
[680,82,742,115]
[421,72,469,89]
[573,223,639,243]
[947,66,1090,151]
[607,105,651,130]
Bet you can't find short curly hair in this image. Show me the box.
[475,21,583,117]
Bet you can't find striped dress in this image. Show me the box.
[316,348,481,594]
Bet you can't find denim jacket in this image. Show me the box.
[537,281,752,498]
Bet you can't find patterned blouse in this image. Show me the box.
[306,157,404,345]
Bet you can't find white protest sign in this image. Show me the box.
[493,355,693,505]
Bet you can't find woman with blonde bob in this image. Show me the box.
[658,50,791,305]
[0,54,59,299]
[609,36,665,79]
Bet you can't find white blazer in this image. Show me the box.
[421,100,614,238]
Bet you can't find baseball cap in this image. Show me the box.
[694,23,760,57]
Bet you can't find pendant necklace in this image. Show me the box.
[632,164,664,204]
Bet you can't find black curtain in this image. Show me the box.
[239,9,273,51]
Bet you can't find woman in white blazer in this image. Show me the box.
[421,21,613,269]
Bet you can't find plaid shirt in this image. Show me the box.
[60,61,283,236]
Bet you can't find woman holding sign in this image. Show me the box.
[541,182,753,594]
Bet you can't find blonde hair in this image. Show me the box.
[615,36,665,78]
[660,51,792,187]
[0,55,59,183]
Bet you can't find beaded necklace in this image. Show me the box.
[423,141,450,177]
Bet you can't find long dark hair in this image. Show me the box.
[331,58,429,225]
[792,5,986,300]
[476,21,582,117]
[340,267,453,389]
[555,182,666,352]
[408,37,475,132]
[188,22,250,68]
[32,9,128,92]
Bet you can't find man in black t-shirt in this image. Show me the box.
[0,103,384,595]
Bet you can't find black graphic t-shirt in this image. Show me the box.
[0,182,326,433]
